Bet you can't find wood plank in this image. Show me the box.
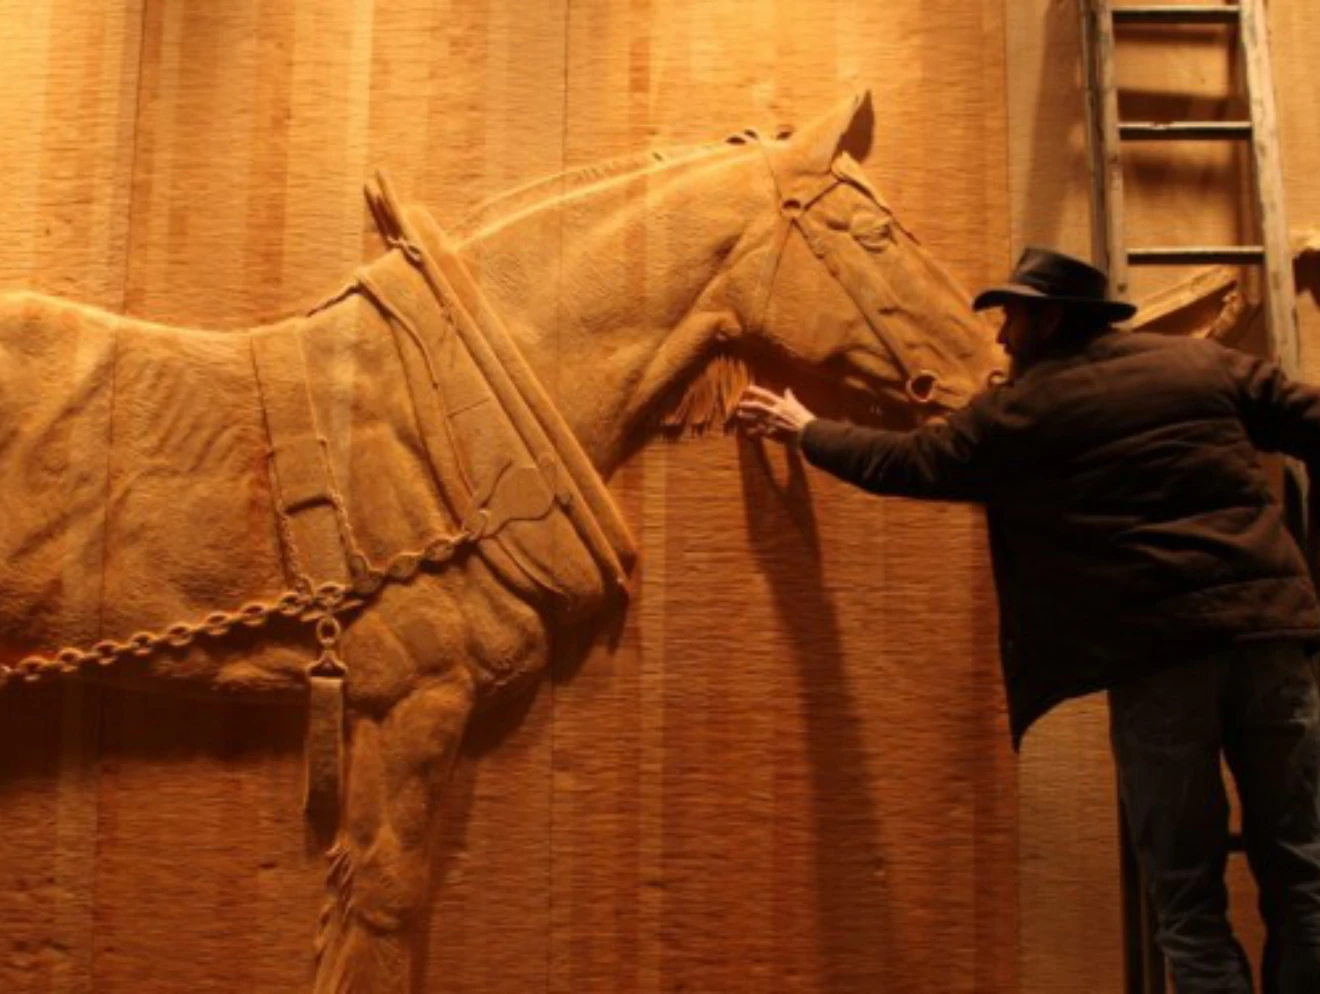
[1130,265,1238,328]
[0,5,145,992]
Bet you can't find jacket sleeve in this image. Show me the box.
[798,396,999,503]
[1222,346,1320,462]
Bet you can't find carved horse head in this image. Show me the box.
[452,92,1002,471]
[749,93,1002,417]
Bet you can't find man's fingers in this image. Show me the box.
[740,384,782,404]
[735,399,777,419]
[735,385,812,445]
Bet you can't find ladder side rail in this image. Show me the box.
[1081,0,1130,298]
[1238,0,1311,593]
[1239,0,1301,377]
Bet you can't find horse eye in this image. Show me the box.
[849,213,893,252]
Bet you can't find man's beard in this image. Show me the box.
[1007,337,1049,379]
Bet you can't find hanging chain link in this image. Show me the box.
[0,528,475,690]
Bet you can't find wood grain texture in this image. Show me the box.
[0,0,1316,991]
[0,6,143,994]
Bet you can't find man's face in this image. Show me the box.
[996,300,1062,374]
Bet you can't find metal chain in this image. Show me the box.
[0,528,474,690]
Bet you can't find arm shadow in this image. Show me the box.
[737,435,904,988]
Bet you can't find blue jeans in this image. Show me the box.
[1109,641,1320,993]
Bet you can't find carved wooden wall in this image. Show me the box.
[0,1,1317,991]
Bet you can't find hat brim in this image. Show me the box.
[972,283,1137,322]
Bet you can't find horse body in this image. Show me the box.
[0,93,1003,992]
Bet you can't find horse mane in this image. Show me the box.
[657,352,754,437]
[451,131,766,241]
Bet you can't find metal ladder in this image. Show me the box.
[1078,3,1302,992]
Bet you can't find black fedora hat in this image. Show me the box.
[973,246,1137,322]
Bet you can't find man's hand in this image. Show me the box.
[735,385,817,443]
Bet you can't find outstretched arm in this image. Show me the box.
[735,385,998,503]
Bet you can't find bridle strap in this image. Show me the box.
[751,212,795,335]
[752,141,944,400]
[792,204,917,385]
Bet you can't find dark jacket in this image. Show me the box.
[801,329,1320,748]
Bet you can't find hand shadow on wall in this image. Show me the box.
[738,436,899,990]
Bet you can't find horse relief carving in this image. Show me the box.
[0,92,1002,992]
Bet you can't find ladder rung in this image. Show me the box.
[1120,121,1252,141]
[1112,5,1242,25]
[1129,246,1265,265]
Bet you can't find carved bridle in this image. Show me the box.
[751,144,945,408]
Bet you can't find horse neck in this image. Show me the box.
[453,147,775,475]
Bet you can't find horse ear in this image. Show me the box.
[777,91,874,177]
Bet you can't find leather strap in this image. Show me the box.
[365,171,638,589]
[250,327,353,587]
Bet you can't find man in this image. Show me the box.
[736,247,1320,993]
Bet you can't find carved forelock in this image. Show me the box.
[657,352,755,437]
[451,133,760,242]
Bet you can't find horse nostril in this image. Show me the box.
[986,369,1008,388]
[905,371,940,404]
